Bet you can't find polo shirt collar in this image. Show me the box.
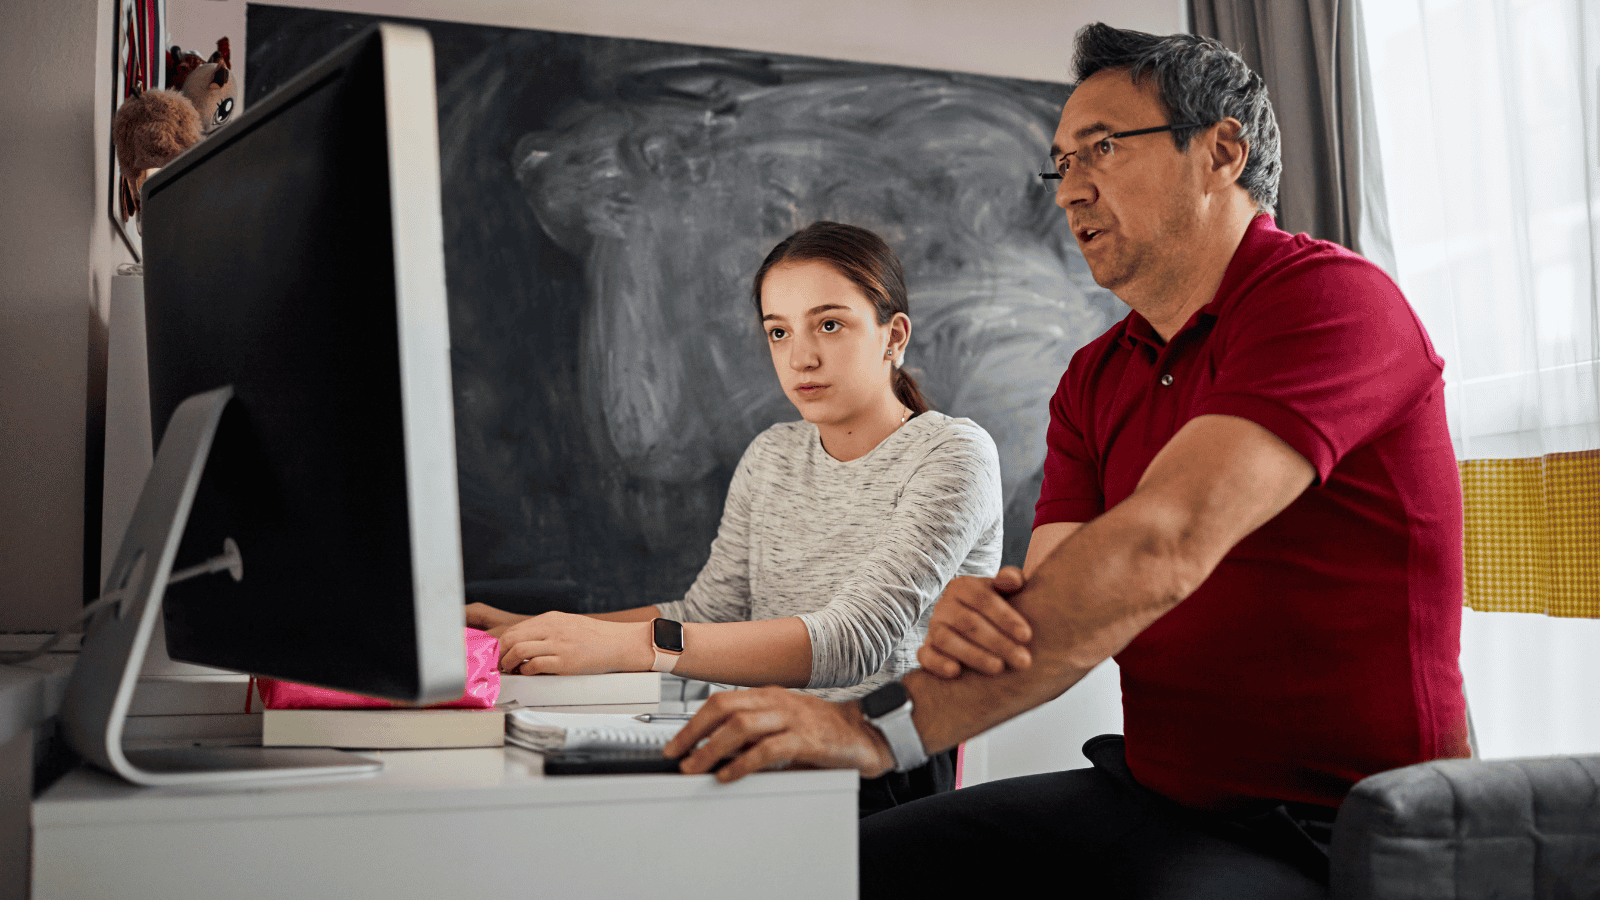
[1115,213,1284,351]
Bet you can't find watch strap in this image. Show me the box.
[863,684,927,772]
[649,618,683,674]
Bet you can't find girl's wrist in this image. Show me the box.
[628,620,657,672]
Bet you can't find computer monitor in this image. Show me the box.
[59,24,466,785]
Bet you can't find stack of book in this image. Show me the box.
[262,707,507,749]
[261,672,665,750]
[497,672,660,711]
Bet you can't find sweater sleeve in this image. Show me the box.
[796,424,1003,689]
[655,440,759,625]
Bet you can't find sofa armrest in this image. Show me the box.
[1330,755,1600,900]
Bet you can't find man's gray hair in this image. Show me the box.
[1071,23,1281,213]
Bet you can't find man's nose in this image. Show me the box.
[1054,165,1095,209]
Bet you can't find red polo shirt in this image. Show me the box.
[1037,214,1470,812]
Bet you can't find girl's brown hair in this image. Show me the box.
[750,221,931,415]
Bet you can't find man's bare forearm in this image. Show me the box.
[901,413,1318,753]
[902,495,1204,754]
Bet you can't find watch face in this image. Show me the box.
[652,618,685,653]
[862,681,908,719]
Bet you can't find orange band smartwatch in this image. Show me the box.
[650,618,684,674]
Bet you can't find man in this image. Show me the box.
[664,23,1469,897]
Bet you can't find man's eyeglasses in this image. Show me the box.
[1039,123,1205,181]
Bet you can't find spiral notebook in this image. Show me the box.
[506,709,683,753]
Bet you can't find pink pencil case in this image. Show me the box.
[250,627,502,710]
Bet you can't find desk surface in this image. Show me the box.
[34,746,859,900]
[36,744,856,822]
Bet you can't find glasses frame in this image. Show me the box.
[1039,123,1206,181]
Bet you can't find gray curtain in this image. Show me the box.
[1190,0,1395,275]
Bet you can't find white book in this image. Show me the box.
[0,632,82,652]
[123,713,262,748]
[506,710,682,752]
[497,672,661,708]
[130,674,253,716]
[262,708,506,749]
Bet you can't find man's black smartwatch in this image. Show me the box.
[860,681,927,773]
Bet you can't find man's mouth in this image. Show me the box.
[1077,226,1104,243]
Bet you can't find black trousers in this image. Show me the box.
[860,735,1334,899]
[857,747,958,818]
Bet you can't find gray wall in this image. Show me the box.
[0,0,121,631]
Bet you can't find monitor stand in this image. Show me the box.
[58,386,382,786]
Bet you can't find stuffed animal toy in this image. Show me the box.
[167,38,236,136]
[110,37,237,225]
[111,89,201,223]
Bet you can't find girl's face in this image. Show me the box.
[759,260,907,428]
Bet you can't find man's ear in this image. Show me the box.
[1204,117,1250,193]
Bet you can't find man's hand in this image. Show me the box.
[664,687,895,783]
[464,602,529,635]
[496,611,651,675]
[918,567,1033,678]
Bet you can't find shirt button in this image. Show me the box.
[1160,374,1174,386]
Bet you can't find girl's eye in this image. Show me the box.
[820,320,840,333]
[768,327,787,341]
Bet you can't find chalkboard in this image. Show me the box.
[246,5,1122,613]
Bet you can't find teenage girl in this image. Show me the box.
[467,221,1003,811]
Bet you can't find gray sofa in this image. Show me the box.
[1331,754,1600,899]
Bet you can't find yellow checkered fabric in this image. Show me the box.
[1459,450,1600,617]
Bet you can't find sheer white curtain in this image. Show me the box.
[1364,0,1600,758]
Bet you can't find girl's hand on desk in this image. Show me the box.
[464,602,529,633]
[496,611,652,675]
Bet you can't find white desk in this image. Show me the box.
[33,746,858,900]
